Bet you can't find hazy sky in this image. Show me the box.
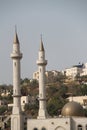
[0,0,87,84]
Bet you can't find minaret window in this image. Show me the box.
[40,68,41,72]
[14,62,16,66]
[15,50,17,53]
[41,56,43,59]
[23,101,25,103]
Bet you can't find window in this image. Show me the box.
[14,62,16,66]
[23,100,25,103]
[33,128,38,130]
[78,125,82,130]
[42,127,46,130]
[40,68,41,72]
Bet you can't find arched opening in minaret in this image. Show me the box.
[14,62,16,66]
[40,68,41,72]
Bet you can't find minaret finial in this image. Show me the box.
[41,34,42,43]
[40,34,44,51]
[15,25,17,34]
[14,25,19,44]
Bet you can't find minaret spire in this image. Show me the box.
[11,29,24,130]
[37,37,48,119]
[13,25,19,44]
[40,34,44,51]
[15,25,17,34]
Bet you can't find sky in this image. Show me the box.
[0,0,87,84]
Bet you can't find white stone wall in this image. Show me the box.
[27,117,71,130]
[72,117,87,130]
[80,68,87,76]
[27,117,87,130]
[21,96,29,111]
[67,96,87,105]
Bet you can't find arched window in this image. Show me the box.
[42,127,46,130]
[86,125,87,130]
[33,128,38,130]
[40,68,41,72]
[78,125,82,130]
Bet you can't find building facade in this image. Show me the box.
[67,96,87,108]
[64,64,83,80]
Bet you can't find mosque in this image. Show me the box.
[11,30,87,130]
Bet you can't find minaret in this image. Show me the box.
[37,36,48,119]
[11,28,24,130]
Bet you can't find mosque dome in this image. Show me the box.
[61,101,84,117]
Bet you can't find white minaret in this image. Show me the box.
[11,29,24,130]
[37,36,48,119]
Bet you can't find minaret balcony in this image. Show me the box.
[13,94,21,97]
[11,53,22,59]
[38,98,46,101]
[37,60,47,65]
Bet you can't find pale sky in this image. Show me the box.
[0,0,87,84]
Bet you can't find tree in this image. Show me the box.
[30,79,38,87]
[80,85,87,95]
[0,106,8,115]
[47,96,66,116]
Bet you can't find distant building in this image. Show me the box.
[21,96,29,111]
[8,95,36,111]
[64,63,87,79]
[33,62,87,81]
[33,71,39,80]
[67,96,87,108]
[33,70,60,83]
[21,95,36,111]
[64,64,84,80]
[33,63,87,81]
[80,63,87,76]
[0,89,10,97]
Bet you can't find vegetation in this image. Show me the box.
[0,74,87,130]
[1,74,87,117]
[0,106,8,115]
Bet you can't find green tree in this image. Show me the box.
[47,96,66,116]
[80,85,87,95]
[30,79,38,87]
[0,106,8,115]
